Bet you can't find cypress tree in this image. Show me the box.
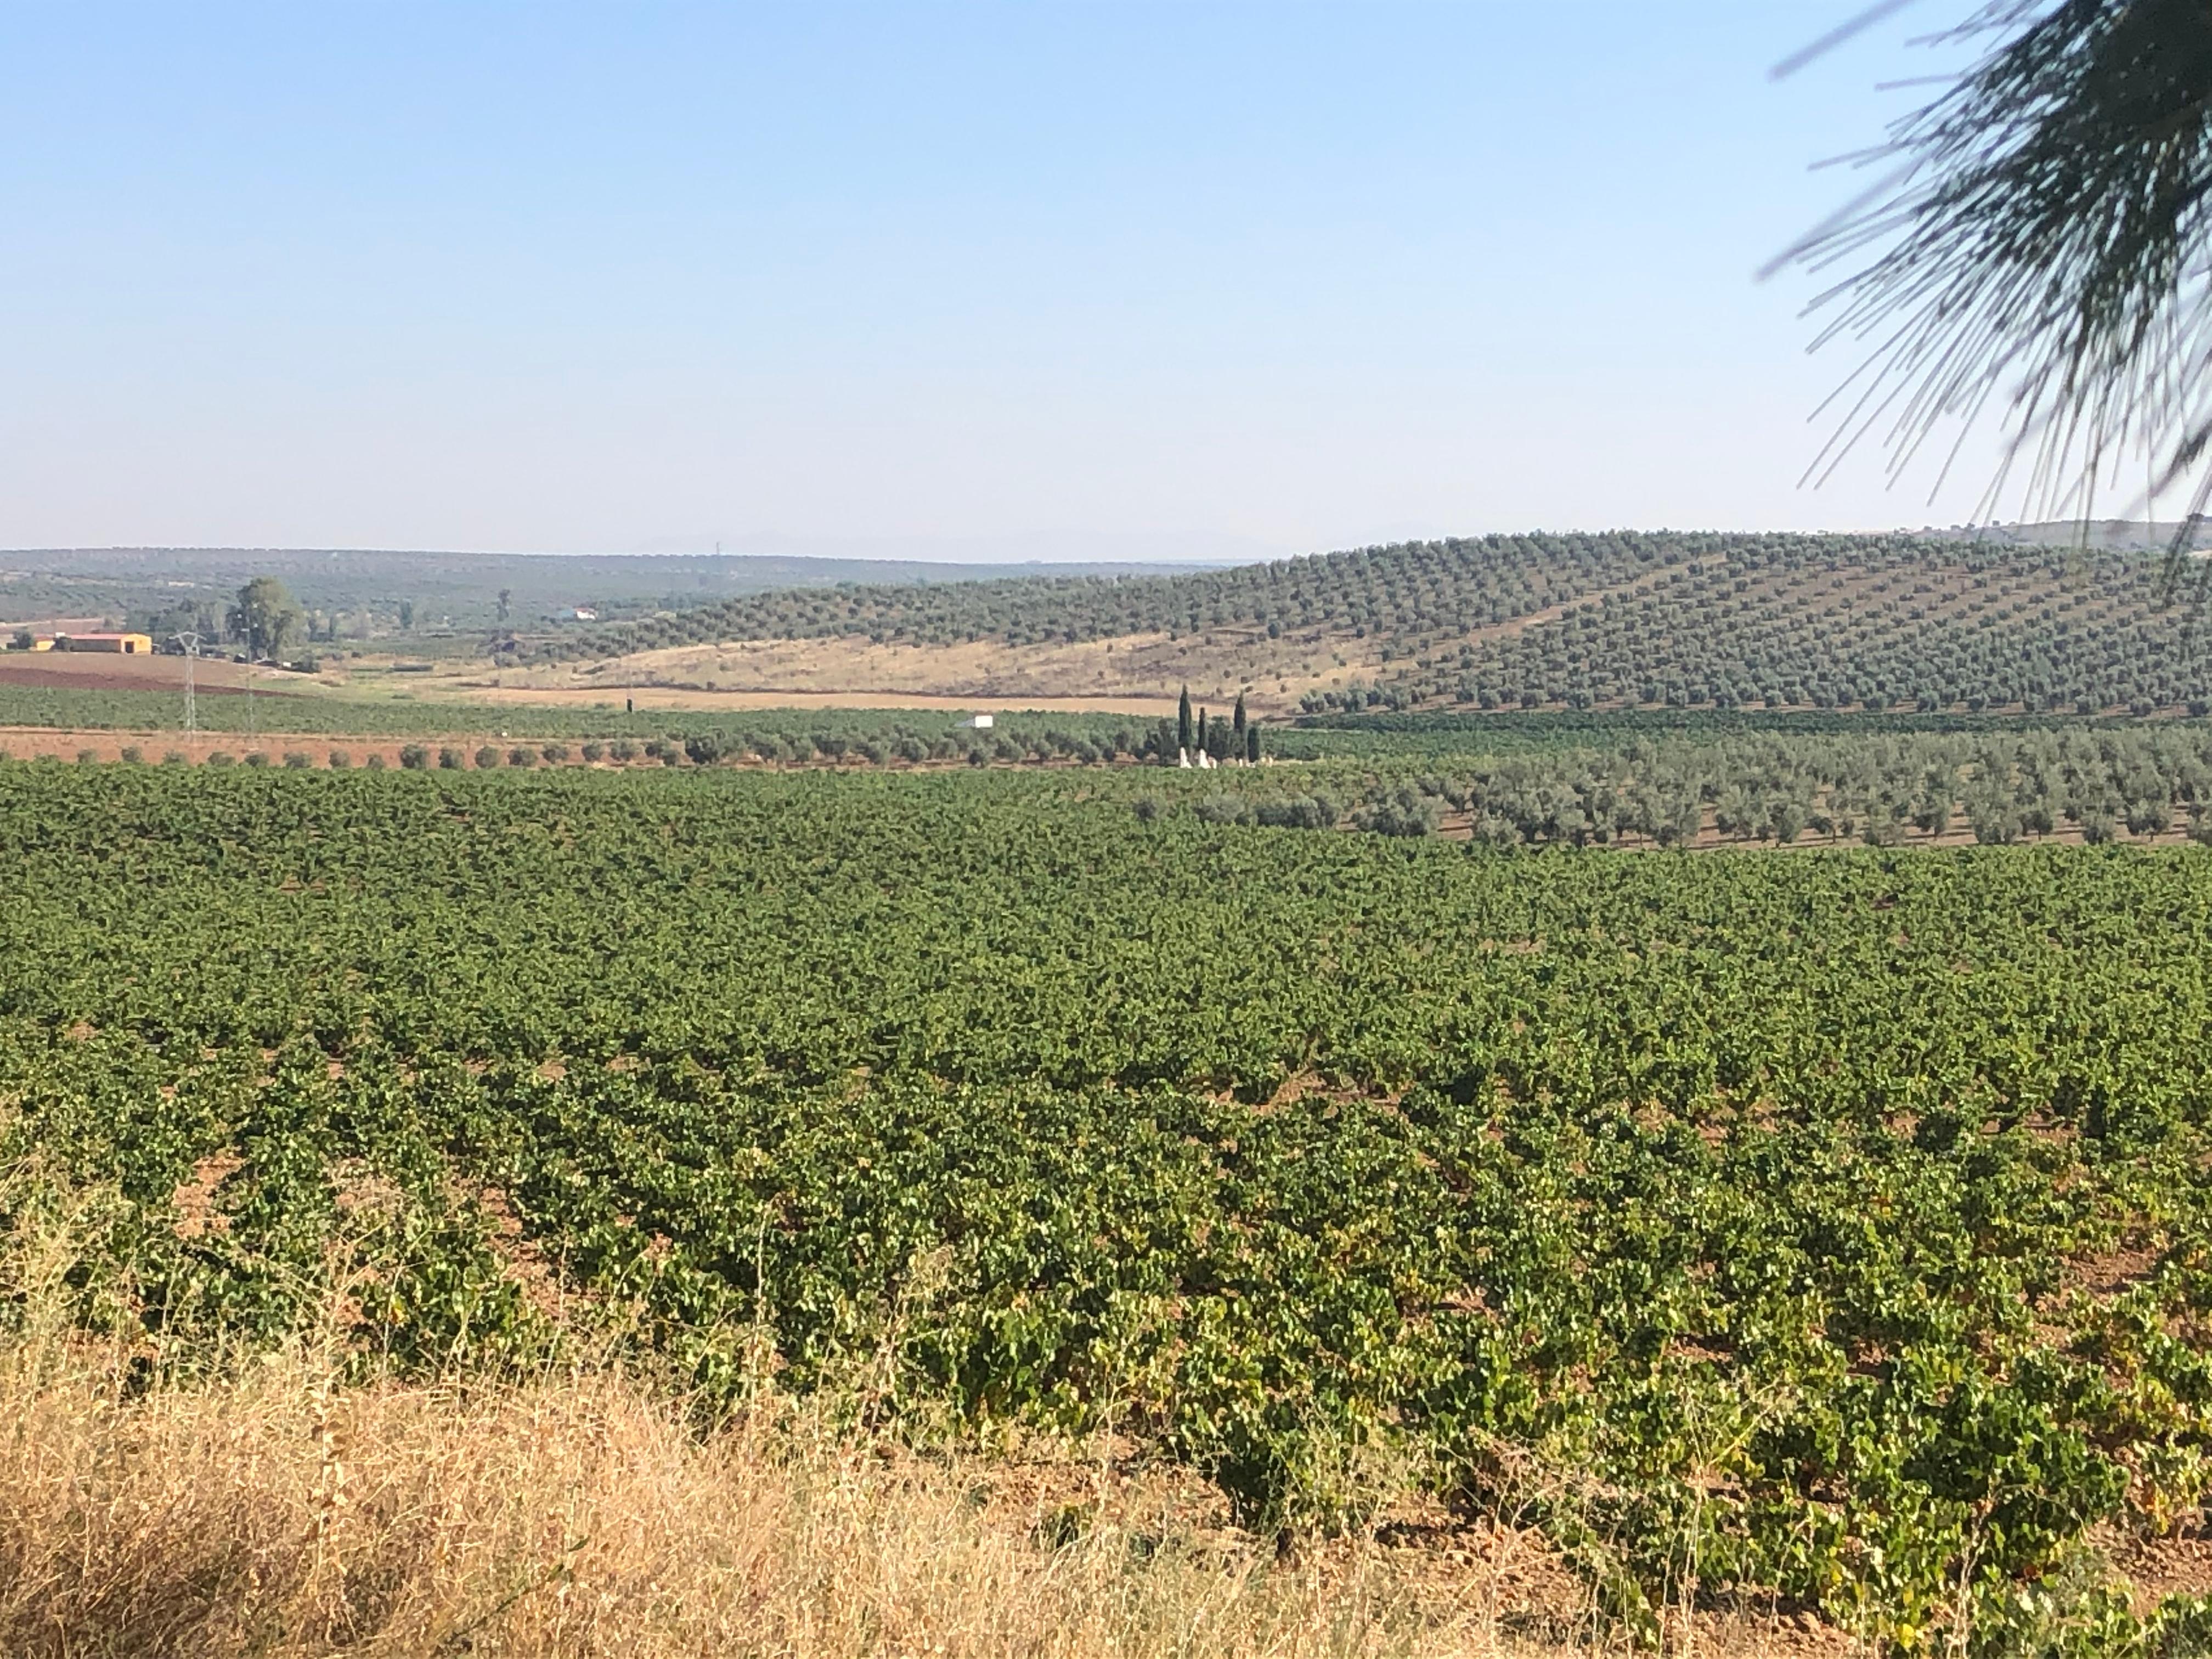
[1177,686,1193,753]
[1232,693,1246,736]
[1245,723,1260,764]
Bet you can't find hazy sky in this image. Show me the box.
[0,3,2050,559]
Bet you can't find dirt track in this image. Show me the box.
[0,649,1184,717]
[447,682,1182,716]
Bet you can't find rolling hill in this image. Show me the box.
[545,531,2212,716]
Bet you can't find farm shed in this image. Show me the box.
[56,632,154,654]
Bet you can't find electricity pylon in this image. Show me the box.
[171,632,201,746]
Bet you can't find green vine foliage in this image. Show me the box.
[6,762,2212,1651]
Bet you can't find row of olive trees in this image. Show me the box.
[1301,543,2212,718]
[1138,725,2212,849]
[556,531,1905,662]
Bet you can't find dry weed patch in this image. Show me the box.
[0,1336,1860,1658]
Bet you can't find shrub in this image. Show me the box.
[284,752,313,770]
[1254,795,1336,830]
[1351,788,1438,838]
[328,751,352,770]
[1972,808,2022,846]
[507,747,535,769]
[398,746,430,770]
[610,740,637,763]
[540,743,568,764]
[242,752,270,769]
[206,752,235,768]
[476,747,501,770]
[364,753,387,771]
[75,749,99,765]
[119,747,144,765]
[162,751,187,766]
[438,747,464,770]
[580,741,605,763]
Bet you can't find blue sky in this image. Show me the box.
[0,3,2030,558]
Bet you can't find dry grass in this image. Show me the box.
[437,630,1364,715]
[0,1329,1868,1659]
[0,1339,1494,1658]
[0,1161,1844,1658]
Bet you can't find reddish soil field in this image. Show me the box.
[0,665,279,695]
[0,652,272,693]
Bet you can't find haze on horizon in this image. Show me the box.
[0,3,2080,562]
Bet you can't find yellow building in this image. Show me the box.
[55,632,154,654]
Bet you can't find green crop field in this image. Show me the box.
[6,758,2212,1652]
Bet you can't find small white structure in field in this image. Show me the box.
[967,713,995,730]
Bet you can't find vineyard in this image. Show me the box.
[5,760,2212,1653]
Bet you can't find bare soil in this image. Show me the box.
[447,679,1183,716]
[0,651,282,694]
[441,631,1369,715]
